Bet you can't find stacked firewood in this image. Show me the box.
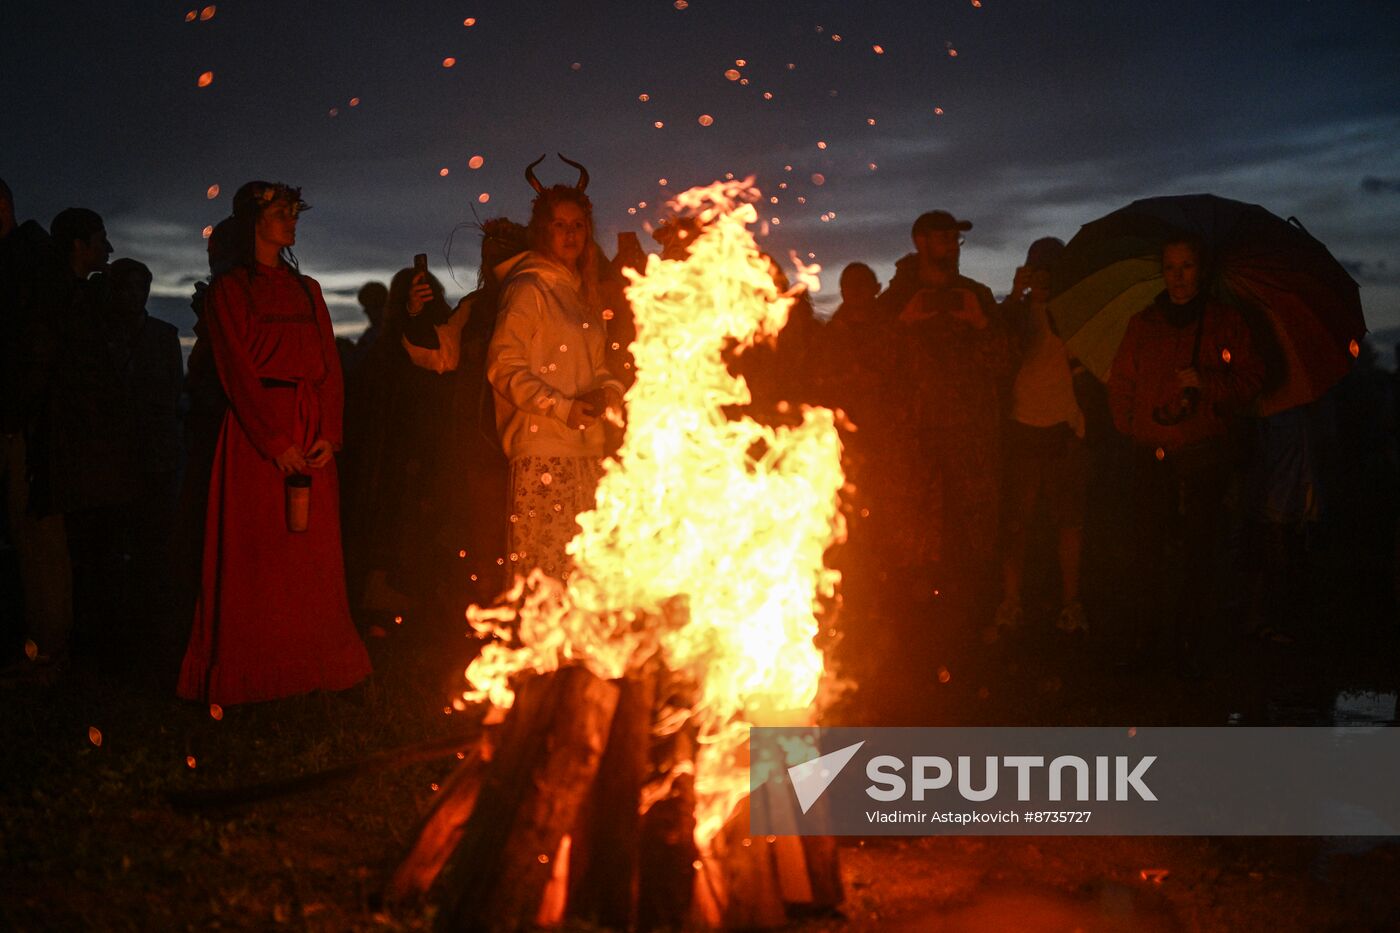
[387,665,842,931]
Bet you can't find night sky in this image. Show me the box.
[3,0,1398,346]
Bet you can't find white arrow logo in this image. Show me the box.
[787,741,865,814]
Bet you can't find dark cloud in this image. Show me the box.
[1361,177,1400,194]
[1342,259,1400,286]
[4,0,1399,331]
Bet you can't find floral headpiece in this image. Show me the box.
[234,181,310,218]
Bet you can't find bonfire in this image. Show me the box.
[392,179,848,930]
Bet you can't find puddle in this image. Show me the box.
[1245,689,1398,727]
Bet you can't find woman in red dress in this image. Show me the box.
[178,181,371,704]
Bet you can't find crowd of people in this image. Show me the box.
[0,166,1379,703]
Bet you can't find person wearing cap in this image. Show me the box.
[880,210,1011,619]
[177,181,371,705]
[994,237,1091,639]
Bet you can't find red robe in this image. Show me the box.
[178,263,371,704]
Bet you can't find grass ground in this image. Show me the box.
[1,524,1398,931]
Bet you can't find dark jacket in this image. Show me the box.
[39,274,139,514]
[1107,293,1264,453]
[0,219,62,435]
[879,254,1011,430]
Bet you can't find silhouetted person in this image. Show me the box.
[107,258,182,642]
[45,208,138,661]
[356,281,388,350]
[881,210,1010,619]
[809,262,907,570]
[341,266,457,619]
[995,238,1091,638]
[172,219,234,634]
[0,179,72,681]
[1107,235,1264,679]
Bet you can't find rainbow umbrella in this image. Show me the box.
[1048,194,1367,416]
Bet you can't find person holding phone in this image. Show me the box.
[878,211,1010,623]
[486,157,623,582]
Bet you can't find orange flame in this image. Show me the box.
[461,179,844,844]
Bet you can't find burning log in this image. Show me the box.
[566,670,655,929]
[434,667,620,931]
[394,665,842,931]
[385,740,490,903]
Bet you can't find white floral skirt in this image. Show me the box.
[505,454,604,582]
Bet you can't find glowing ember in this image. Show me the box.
[816,140,827,149]
[196,71,214,87]
[697,114,714,126]
[24,639,38,661]
[1349,338,1361,358]
[199,4,215,20]
[934,106,945,115]
[439,167,450,177]
[724,69,741,81]
[329,108,339,117]
[184,10,196,22]
[762,91,773,100]
[88,726,103,746]
[468,154,484,169]
[674,0,688,8]
[653,121,665,129]
[810,173,825,185]
[658,177,668,186]
[873,44,885,54]
[463,17,477,26]
[638,92,650,102]
[349,97,361,107]
[201,225,213,239]
[442,57,456,68]
[478,192,490,203]
[205,184,219,199]
[461,179,844,847]
[209,703,223,720]
[186,756,198,768]
[735,59,747,66]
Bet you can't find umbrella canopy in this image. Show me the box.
[1048,194,1366,416]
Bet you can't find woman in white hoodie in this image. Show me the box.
[486,172,624,582]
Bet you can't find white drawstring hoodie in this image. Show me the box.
[486,251,622,461]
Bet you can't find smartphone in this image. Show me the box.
[413,253,428,277]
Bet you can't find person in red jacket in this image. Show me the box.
[177,181,371,705]
[1107,235,1264,678]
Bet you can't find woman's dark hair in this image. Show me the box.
[224,180,308,273]
[1160,233,1207,265]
